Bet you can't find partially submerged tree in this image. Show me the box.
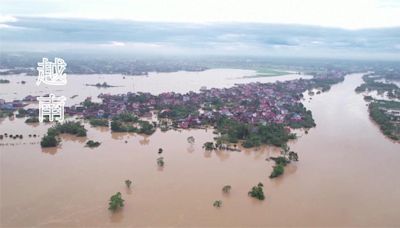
[270,156,290,166]
[85,140,101,148]
[269,164,284,178]
[187,136,195,144]
[248,182,265,200]
[203,142,215,151]
[268,144,298,178]
[213,200,222,208]
[288,151,299,161]
[222,185,231,193]
[125,180,132,188]
[158,148,163,154]
[108,192,124,212]
[157,157,164,167]
[40,134,59,147]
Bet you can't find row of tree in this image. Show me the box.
[40,121,87,147]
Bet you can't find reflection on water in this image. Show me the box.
[41,146,59,155]
[139,136,150,145]
[109,210,124,223]
[1,73,400,227]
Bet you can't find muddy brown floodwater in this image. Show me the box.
[1,73,399,227]
[0,69,310,105]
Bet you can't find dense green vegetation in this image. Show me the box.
[89,118,109,127]
[356,73,400,140]
[157,105,199,121]
[40,133,59,147]
[285,103,316,128]
[270,156,290,166]
[40,121,87,147]
[269,144,299,178]
[355,76,398,93]
[15,108,28,118]
[81,99,102,109]
[364,95,373,101]
[108,192,124,212]
[312,77,345,92]
[0,110,13,118]
[215,117,296,148]
[369,101,400,140]
[86,140,101,148]
[110,112,155,135]
[248,182,265,200]
[270,164,285,178]
[25,117,39,123]
[55,121,87,136]
[0,79,10,83]
[203,142,215,150]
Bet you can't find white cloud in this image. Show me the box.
[0,14,17,23]
[1,0,400,29]
[104,41,125,47]
[0,14,17,29]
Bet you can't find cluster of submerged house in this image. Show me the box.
[0,95,38,116]
[2,70,346,130]
[62,78,320,128]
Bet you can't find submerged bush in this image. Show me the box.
[108,192,124,212]
[270,164,285,178]
[40,134,59,147]
[86,140,101,148]
[213,200,222,208]
[248,182,265,200]
[125,179,132,188]
[222,185,231,193]
[157,157,164,167]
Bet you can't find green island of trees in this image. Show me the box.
[355,74,398,94]
[55,121,87,136]
[355,72,400,140]
[248,182,265,200]
[215,117,297,148]
[108,192,124,212]
[203,142,215,150]
[270,164,285,178]
[40,131,60,148]
[269,144,299,178]
[85,140,101,148]
[111,112,155,135]
[0,79,10,83]
[40,121,87,147]
[369,100,400,140]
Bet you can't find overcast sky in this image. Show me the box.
[1,0,400,29]
[0,0,399,60]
